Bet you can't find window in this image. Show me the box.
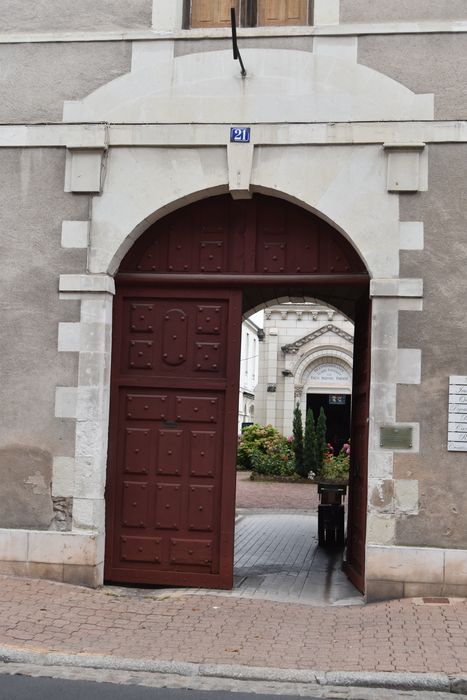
[187,1,311,28]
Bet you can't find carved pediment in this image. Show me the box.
[281,324,353,354]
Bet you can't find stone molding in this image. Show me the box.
[59,274,115,295]
[282,323,353,354]
[4,123,467,148]
[1,21,467,44]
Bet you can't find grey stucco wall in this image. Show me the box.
[358,34,467,120]
[0,148,87,530]
[174,35,313,57]
[0,0,152,32]
[340,0,467,22]
[0,42,131,123]
[396,144,467,550]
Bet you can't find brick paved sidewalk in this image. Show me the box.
[236,471,320,510]
[1,575,467,674]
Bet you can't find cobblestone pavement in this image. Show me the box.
[1,575,467,674]
[235,472,320,510]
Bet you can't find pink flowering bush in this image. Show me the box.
[317,441,350,482]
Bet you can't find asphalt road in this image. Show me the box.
[0,675,317,700]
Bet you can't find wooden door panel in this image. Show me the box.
[121,297,229,379]
[258,0,308,25]
[106,288,242,588]
[191,0,239,27]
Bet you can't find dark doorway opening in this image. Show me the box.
[306,393,351,455]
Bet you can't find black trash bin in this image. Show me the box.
[317,482,347,548]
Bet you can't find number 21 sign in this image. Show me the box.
[230,127,251,143]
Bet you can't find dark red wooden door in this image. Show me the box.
[345,292,371,592]
[105,287,242,587]
[106,194,370,590]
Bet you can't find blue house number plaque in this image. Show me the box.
[230,127,251,143]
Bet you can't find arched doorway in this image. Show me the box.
[105,194,370,592]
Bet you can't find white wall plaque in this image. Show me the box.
[448,376,467,451]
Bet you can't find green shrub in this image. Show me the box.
[303,408,317,477]
[250,437,296,477]
[315,406,327,477]
[237,423,284,470]
[292,404,304,476]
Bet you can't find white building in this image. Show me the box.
[238,317,261,432]
[255,303,354,444]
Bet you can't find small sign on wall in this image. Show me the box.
[448,376,467,451]
[230,127,251,143]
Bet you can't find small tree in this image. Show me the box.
[292,403,304,477]
[303,408,317,477]
[315,406,328,476]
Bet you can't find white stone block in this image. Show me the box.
[398,278,424,297]
[227,142,254,200]
[52,456,75,498]
[75,421,108,462]
[394,479,419,514]
[73,498,105,531]
[58,322,80,352]
[59,274,115,295]
[61,220,89,249]
[65,148,104,193]
[73,457,106,500]
[55,387,78,419]
[28,532,100,566]
[398,298,424,311]
[80,296,113,325]
[366,545,444,583]
[369,382,396,423]
[78,352,110,388]
[397,349,422,385]
[0,530,28,561]
[399,222,424,251]
[76,386,105,422]
[367,450,394,479]
[385,145,425,192]
[445,549,467,586]
[371,348,398,384]
[313,0,340,24]
[79,322,109,353]
[370,278,423,298]
[367,514,395,546]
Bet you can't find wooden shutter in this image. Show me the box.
[258,0,308,25]
[191,0,240,28]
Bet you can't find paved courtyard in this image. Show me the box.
[235,471,320,510]
[228,472,360,605]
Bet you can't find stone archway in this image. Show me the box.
[104,193,371,591]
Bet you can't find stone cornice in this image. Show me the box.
[282,324,353,354]
[1,21,467,44]
[3,122,467,148]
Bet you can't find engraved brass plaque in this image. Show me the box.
[380,426,413,449]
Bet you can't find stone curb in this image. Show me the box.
[0,646,466,694]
